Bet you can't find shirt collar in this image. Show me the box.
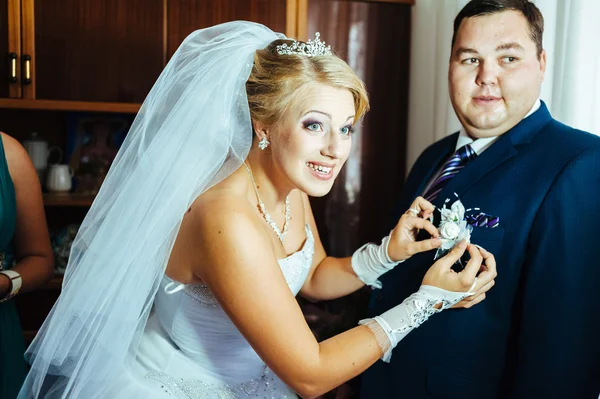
[455,98,541,154]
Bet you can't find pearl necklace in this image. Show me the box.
[242,162,291,244]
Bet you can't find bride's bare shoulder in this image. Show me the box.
[167,175,268,282]
[174,179,273,282]
[183,180,264,246]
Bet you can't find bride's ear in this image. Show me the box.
[252,120,270,143]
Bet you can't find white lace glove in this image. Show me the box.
[351,233,402,289]
[359,283,476,362]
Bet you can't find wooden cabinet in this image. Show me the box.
[2,0,164,103]
[1,0,302,110]
[33,0,165,103]
[1,0,33,100]
[166,0,289,59]
[1,0,20,99]
[0,0,8,98]
[1,0,414,109]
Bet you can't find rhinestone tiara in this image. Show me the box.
[276,32,332,57]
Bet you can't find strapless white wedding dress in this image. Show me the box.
[111,225,314,398]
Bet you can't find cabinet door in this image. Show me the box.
[28,0,165,103]
[166,0,288,59]
[1,0,21,98]
[0,0,9,98]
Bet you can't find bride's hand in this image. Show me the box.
[387,196,441,262]
[450,245,497,308]
[421,241,497,304]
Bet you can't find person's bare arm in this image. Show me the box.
[297,193,364,301]
[0,132,53,297]
[188,196,383,398]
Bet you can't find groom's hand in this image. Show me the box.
[388,196,442,262]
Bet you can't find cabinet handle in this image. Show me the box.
[23,55,31,85]
[8,53,17,83]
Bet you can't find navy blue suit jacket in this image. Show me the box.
[360,102,600,398]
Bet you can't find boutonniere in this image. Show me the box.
[432,193,501,261]
[433,195,472,260]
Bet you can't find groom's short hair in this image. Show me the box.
[452,0,544,59]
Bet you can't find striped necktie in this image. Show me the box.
[423,144,477,202]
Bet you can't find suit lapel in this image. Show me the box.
[393,139,456,225]
[437,134,517,202]
[411,141,455,199]
[434,102,553,203]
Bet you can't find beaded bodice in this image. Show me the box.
[143,225,314,398]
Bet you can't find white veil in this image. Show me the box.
[19,21,284,398]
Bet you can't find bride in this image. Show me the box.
[19,21,496,398]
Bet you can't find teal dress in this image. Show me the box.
[0,134,27,398]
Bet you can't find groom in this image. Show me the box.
[361,1,600,398]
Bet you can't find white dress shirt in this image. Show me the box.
[422,98,541,196]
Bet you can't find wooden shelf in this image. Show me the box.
[0,99,141,113]
[43,193,95,207]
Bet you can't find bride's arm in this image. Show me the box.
[189,195,493,398]
[190,197,383,398]
[297,191,362,300]
[299,193,437,301]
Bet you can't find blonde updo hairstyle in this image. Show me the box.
[246,38,369,137]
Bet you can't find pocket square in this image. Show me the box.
[466,212,500,228]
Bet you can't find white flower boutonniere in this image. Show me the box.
[434,194,473,260]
